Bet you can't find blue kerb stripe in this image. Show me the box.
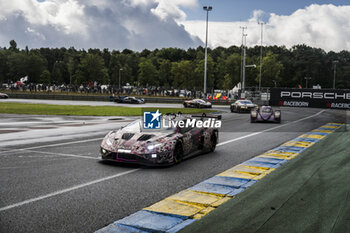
[293,137,320,142]
[318,127,337,131]
[325,123,342,126]
[203,176,251,188]
[273,146,305,152]
[227,188,246,196]
[166,219,198,233]
[250,157,285,163]
[189,182,238,195]
[117,210,186,231]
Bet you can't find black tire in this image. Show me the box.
[209,132,217,152]
[183,103,187,108]
[173,141,184,164]
[230,107,234,113]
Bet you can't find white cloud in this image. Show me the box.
[1,2,348,52]
[0,0,201,50]
[180,4,350,52]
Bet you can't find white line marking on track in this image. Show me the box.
[0,169,140,212]
[5,148,99,160]
[217,109,325,147]
[0,137,103,155]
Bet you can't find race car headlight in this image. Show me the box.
[117,149,131,153]
[106,137,113,146]
[275,111,281,117]
[251,111,257,118]
[147,143,162,151]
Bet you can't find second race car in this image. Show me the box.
[100,113,220,165]
[230,99,258,113]
[250,106,281,123]
[183,99,212,108]
[0,93,9,99]
[114,96,145,104]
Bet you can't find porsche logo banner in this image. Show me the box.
[269,88,350,109]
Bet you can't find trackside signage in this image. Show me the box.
[270,88,350,109]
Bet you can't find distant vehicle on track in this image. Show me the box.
[183,99,212,108]
[250,106,281,123]
[100,113,220,166]
[0,93,9,99]
[230,99,258,113]
[114,96,145,104]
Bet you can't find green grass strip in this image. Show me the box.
[0,102,214,116]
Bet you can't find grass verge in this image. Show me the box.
[0,102,214,116]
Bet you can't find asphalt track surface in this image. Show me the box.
[0,105,348,233]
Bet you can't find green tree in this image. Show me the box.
[222,53,241,89]
[171,60,194,88]
[76,54,108,84]
[260,51,284,87]
[158,59,172,87]
[40,70,51,84]
[7,52,27,81]
[194,56,215,91]
[9,40,18,52]
[25,53,47,83]
[138,58,158,86]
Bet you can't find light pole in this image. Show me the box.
[240,26,247,89]
[203,6,212,96]
[305,77,311,88]
[119,68,123,90]
[332,60,338,89]
[242,33,247,95]
[258,21,265,91]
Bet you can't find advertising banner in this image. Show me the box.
[269,88,350,109]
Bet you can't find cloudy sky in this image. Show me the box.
[0,0,349,52]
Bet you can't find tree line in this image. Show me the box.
[1,40,349,90]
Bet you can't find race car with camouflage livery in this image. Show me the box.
[100,113,221,166]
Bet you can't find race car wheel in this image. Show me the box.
[183,103,187,108]
[209,132,217,152]
[173,141,184,164]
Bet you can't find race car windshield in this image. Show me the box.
[261,108,272,113]
[196,99,205,103]
[239,101,252,104]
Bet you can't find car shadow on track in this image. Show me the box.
[97,151,213,170]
